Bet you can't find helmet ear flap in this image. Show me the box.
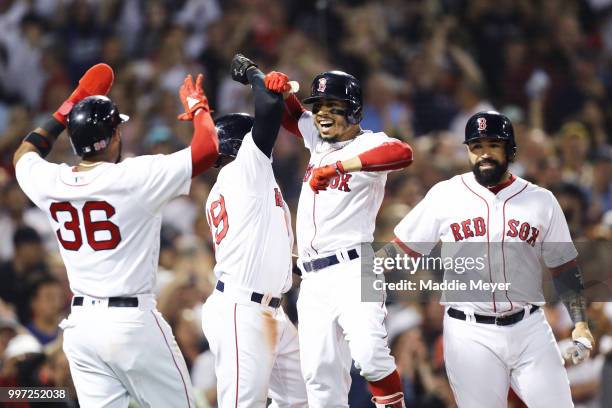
[507,145,518,162]
[347,102,362,125]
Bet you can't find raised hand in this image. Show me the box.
[178,73,210,121]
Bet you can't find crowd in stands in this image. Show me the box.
[0,0,611,406]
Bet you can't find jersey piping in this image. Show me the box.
[461,175,496,312]
[500,182,528,313]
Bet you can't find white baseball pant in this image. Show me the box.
[297,257,397,407]
[201,286,307,408]
[60,294,194,408]
[443,307,573,408]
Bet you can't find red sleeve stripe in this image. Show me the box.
[392,237,422,257]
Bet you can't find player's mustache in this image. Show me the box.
[477,158,499,167]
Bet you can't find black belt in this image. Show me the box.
[302,249,360,273]
[448,305,539,326]
[215,280,281,309]
[72,296,139,307]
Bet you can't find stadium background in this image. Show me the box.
[0,0,611,406]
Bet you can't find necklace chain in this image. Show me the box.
[78,161,107,168]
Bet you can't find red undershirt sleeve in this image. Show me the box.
[190,109,219,177]
[358,140,413,171]
[281,93,305,137]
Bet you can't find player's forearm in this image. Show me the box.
[338,141,414,173]
[561,291,588,324]
[247,67,284,157]
[190,109,219,177]
[551,260,588,323]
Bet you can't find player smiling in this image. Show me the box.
[385,111,594,408]
[265,70,413,408]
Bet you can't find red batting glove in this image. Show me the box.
[178,73,210,121]
[53,63,114,125]
[309,161,346,193]
[264,71,291,93]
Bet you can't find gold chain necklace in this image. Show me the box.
[78,161,108,168]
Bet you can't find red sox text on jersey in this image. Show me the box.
[449,217,540,246]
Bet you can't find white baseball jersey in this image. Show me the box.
[394,171,578,315]
[296,111,400,262]
[205,132,293,295]
[293,112,400,406]
[15,149,192,297]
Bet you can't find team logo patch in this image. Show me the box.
[477,117,487,131]
[93,140,107,151]
[317,78,327,92]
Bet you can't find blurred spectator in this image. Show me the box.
[0,333,44,389]
[59,0,109,82]
[0,1,609,406]
[558,122,594,187]
[361,72,412,137]
[550,182,590,239]
[0,13,48,109]
[386,306,452,407]
[155,224,181,295]
[0,300,19,361]
[24,275,66,346]
[0,181,54,261]
[0,227,48,319]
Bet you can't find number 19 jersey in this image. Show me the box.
[205,133,293,296]
[15,149,193,298]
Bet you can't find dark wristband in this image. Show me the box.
[24,131,53,157]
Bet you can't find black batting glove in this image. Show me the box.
[231,54,258,85]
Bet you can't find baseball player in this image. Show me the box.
[13,63,219,407]
[264,70,413,407]
[384,111,595,407]
[200,55,307,407]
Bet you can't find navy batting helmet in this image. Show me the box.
[215,113,254,162]
[302,71,362,124]
[465,111,517,160]
[67,95,129,156]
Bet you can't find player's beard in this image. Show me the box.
[320,134,340,144]
[472,158,508,186]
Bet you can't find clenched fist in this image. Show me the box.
[309,161,346,193]
[264,71,291,93]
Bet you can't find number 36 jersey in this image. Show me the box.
[205,133,293,296]
[15,149,192,298]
